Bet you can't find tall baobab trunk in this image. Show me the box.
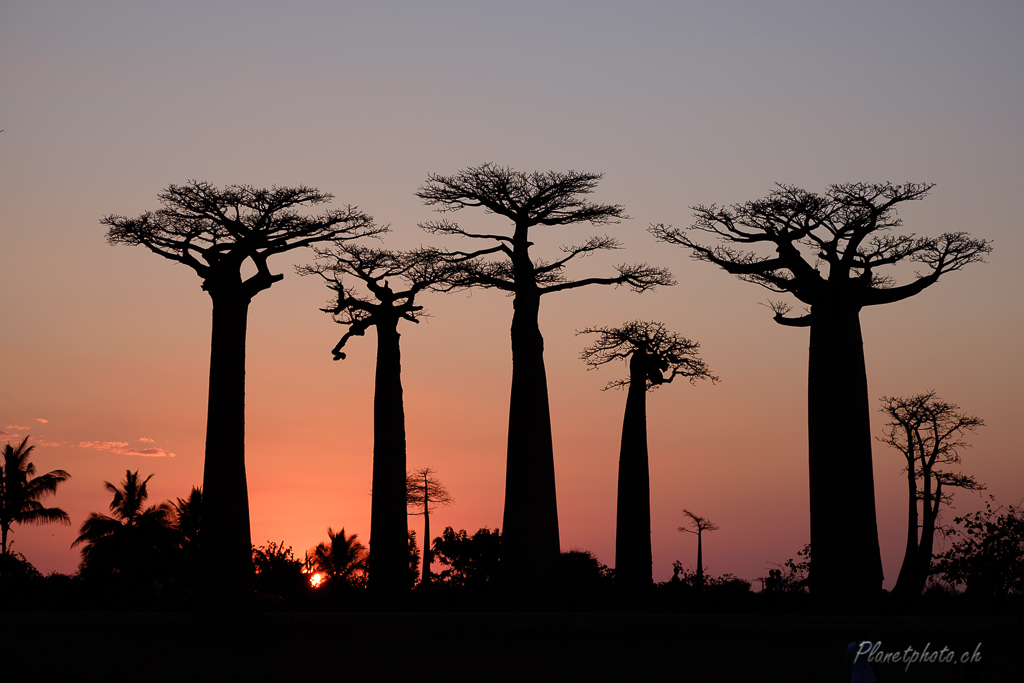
[891,458,921,599]
[614,350,653,588]
[502,289,560,589]
[421,473,431,586]
[806,302,883,607]
[369,317,409,594]
[201,289,255,607]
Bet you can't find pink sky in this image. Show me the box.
[2,0,1022,586]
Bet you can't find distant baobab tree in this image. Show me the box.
[579,321,717,588]
[650,182,991,607]
[406,466,453,586]
[102,182,382,606]
[678,509,719,587]
[1,436,71,568]
[880,393,985,601]
[301,244,455,595]
[416,163,674,590]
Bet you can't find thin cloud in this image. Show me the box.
[6,424,31,430]
[77,440,174,457]
[138,437,155,443]
[79,441,130,451]
[36,418,48,424]
[0,429,18,439]
[112,446,175,457]
[38,440,66,447]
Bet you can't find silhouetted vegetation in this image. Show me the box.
[933,498,1024,606]
[73,470,175,593]
[678,509,719,587]
[417,163,673,592]
[651,183,992,607]
[309,527,367,588]
[579,321,716,589]
[302,245,456,595]
[431,526,500,588]
[103,182,384,607]
[880,393,986,601]
[1,436,71,573]
[405,467,453,587]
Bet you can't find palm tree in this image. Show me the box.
[311,527,367,586]
[72,470,174,579]
[172,486,202,583]
[1,436,71,564]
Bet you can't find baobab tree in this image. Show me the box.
[406,466,453,586]
[650,182,991,606]
[301,244,455,594]
[880,393,985,600]
[102,182,382,605]
[678,509,718,587]
[579,321,716,588]
[416,164,673,589]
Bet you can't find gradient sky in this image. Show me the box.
[2,0,1022,587]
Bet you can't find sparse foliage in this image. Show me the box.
[407,467,453,586]
[678,509,719,586]
[650,182,991,606]
[102,181,383,604]
[880,393,985,599]
[417,163,673,590]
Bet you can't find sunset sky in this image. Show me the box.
[2,0,1022,587]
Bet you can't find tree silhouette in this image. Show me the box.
[579,321,716,588]
[678,509,719,587]
[650,182,991,605]
[880,393,985,600]
[933,497,1024,600]
[1,436,71,569]
[310,527,367,586]
[102,182,382,606]
[432,526,501,587]
[405,467,453,586]
[73,470,175,581]
[171,486,202,585]
[417,163,673,589]
[301,245,455,594]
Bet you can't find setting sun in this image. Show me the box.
[309,573,323,588]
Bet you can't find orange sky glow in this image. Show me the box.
[2,1,1022,589]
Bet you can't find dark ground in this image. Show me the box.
[3,611,1017,681]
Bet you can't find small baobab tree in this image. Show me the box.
[102,182,382,606]
[578,321,716,588]
[416,163,673,589]
[880,393,985,600]
[650,182,990,606]
[678,509,719,587]
[301,244,455,595]
[406,467,453,586]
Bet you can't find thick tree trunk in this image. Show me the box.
[200,291,254,609]
[369,318,409,595]
[501,290,560,591]
[891,461,921,599]
[806,303,883,609]
[614,351,653,588]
